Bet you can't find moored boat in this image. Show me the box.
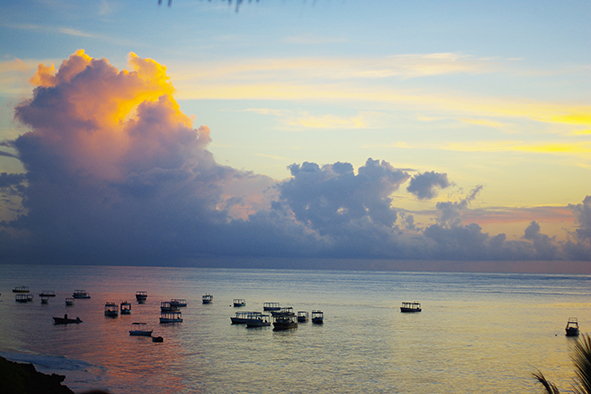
[311,310,324,324]
[246,313,271,328]
[273,310,298,331]
[231,311,252,324]
[161,301,179,311]
[12,286,29,293]
[263,302,280,311]
[41,295,49,304]
[15,294,33,303]
[120,301,131,315]
[170,298,187,307]
[53,314,82,325]
[566,317,580,337]
[39,290,56,297]
[65,297,75,306]
[297,311,309,323]
[233,298,246,307]
[104,302,119,317]
[202,294,213,304]
[400,302,422,313]
[73,290,91,299]
[135,291,148,303]
[271,306,293,316]
[129,322,153,336]
[160,310,183,323]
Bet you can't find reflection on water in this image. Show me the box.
[0,265,589,393]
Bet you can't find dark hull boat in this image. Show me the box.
[53,315,82,325]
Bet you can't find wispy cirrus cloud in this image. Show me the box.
[3,22,95,38]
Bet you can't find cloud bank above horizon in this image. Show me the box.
[0,51,590,266]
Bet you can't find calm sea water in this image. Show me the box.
[0,264,589,393]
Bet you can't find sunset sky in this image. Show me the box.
[0,0,590,270]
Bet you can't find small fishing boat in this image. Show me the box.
[273,310,298,331]
[104,302,119,317]
[41,295,49,304]
[160,301,179,311]
[15,294,32,303]
[233,299,246,307]
[297,311,309,323]
[120,301,131,315]
[311,310,324,324]
[152,336,164,343]
[566,317,580,337]
[73,290,91,299]
[400,302,422,313]
[202,294,213,304]
[129,322,153,336]
[160,310,183,323]
[39,290,56,297]
[263,302,281,311]
[135,291,148,303]
[12,286,29,293]
[246,313,271,328]
[170,299,187,307]
[53,314,82,325]
[65,297,75,306]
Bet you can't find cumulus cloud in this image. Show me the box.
[564,196,591,260]
[522,221,560,260]
[407,171,451,200]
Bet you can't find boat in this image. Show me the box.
[135,291,148,303]
[271,306,293,316]
[311,310,324,324]
[129,322,153,336]
[39,290,56,297]
[160,310,183,323]
[566,317,580,337]
[263,302,281,311]
[297,311,309,323]
[161,301,179,311]
[272,310,298,331]
[231,311,252,324]
[15,294,33,303]
[120,301,131,315]
[170,299,187,307]
[41,295,49,304]
[53,314,82,325]
[73,290,91,299]
[152,336,164,343]
[245,313,271,328]
[202,294,213,304]
[12,286,29,293]
[233,299,246,307]
[400,302,422,313]
[104,302,119,317]
[65,297,75,306]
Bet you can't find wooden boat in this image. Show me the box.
[39,290,56,297]
[202,294,213,304]
[246,313,271,328]
[53,314,82,325]
[73,290,91,299]
[170,299,187,307]
[311,310,324,324]
[135,291,148,303]
[104,302,119,317]
[231,311,252,324]
[297,311,309,323]
[160,310,183,323]
[271,306,293,316]
[400,302,422,313]
[273,311,298,331]
[12,286,29,293]
[161,301,179,311]
[129,322,153,336]
[566,317,580,337]
[233,299,246,307]
[263,302,281,311]
[65,297,75,306]
[41,295,49,304]
[120,301,131,315]
[15,294,33,303]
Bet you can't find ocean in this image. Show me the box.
[0,264,589,393]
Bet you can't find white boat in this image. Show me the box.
[400,302,421,313]
[104,302,119,317]
[311,310,324,324]
[120,301,131,315]
[160,310,183,323]
[263,302,281,311]
[170,298,187,307]
[202,294,213,304]
[297,311,309,323]
[566,317,580,337]
[135,291,148,303]
[15,294,33,303]
[233,298,246,307]
[73,290,91,299]
[129,322,153,336]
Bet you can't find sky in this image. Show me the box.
[0,0,590,271]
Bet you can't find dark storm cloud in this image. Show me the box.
[407,171,451,200]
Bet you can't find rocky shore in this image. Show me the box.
[0,356,74,394]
